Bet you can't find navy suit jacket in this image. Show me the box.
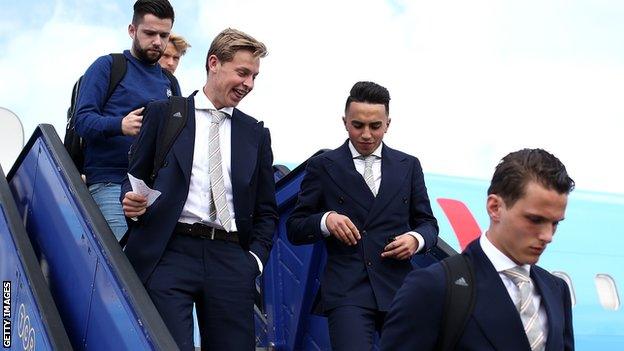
[380,239,574,350]
[122,93,278,283]
[286,141,439,312]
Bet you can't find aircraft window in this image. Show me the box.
[595,274,620,311]
[552,271,576,307]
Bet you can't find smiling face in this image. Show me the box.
[204,50,260,109]
[128,14,172,64]
[487,181,568,265]
[343,101,390,156]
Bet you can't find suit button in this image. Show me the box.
[338,196,344,204]
[362,230,367,235]
[403,197,408,204]
[367,261,372,267]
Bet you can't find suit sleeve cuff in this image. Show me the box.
[320,211,335,237]
[408,231,425,253]
[249,251,263,274]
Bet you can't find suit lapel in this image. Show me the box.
[325,142,375,212]
[468,241,532,351]
[364,146,408,226]
[532,268,562,351]
[231,109,259,196]
[172,95,196,185]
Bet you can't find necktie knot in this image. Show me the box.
[209,109,227,124]
[502,266,531,287]
[358,154,377,165]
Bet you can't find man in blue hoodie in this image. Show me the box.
[74,0,179,240]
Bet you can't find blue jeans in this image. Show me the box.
[89,182,127,241]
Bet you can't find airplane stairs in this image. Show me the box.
[0,124,456,350]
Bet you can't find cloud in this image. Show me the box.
[2,0,624,194]
[0,1,128,144]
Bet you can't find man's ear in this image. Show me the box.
[128,23,136,39]
[207,55,220,73]
[486,194,504,222]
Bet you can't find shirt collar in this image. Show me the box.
[348,141,383,159]
[480,232,531,275]
[195,89,234,117]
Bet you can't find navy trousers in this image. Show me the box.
[328,305,386,351]
[145,234,258,351]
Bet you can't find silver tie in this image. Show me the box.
[503,267,545,351]
[208,110,231,232]
[361,155,377,196]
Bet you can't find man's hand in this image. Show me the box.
[122,192,148,217]
[121,107,145,136]
[326,212,360,246]
[381,233,418,260]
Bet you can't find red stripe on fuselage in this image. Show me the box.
[437,198,482,250]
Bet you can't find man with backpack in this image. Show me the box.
[71,0,179,240]
[120,28,277,350]
[380,149,575,351]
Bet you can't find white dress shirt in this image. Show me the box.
[178,90,263,273]
[480,233,549,339]
[320,142,425,253]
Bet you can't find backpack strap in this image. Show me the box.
[437,254,476,351]
[161,68,181,96]
[64,53,127,173]
[66,77,83,130]
[106,53,127,101]
[150,96,188,183]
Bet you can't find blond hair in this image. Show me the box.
[206,28,267,71]
[169,33,191,55]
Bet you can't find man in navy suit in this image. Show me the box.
[121,28,277,350]
[380,148,575,351]
[287,81,439,351]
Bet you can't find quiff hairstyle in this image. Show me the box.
[169,33,191,55]
[488,148,575,207]
[205,28,267,73]
[132,0,174,25]
[345,81,391,115]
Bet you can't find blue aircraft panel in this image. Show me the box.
[6,125,178,350]
[259,152,456,350]
[0,165,71,350]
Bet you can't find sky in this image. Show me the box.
[1,0,623,194]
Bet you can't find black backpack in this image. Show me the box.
[436,253,477,351]
[64,53,180,174]
[119,94,189,247]
[150,95,189,184]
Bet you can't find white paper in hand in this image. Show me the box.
[128,173,161,206]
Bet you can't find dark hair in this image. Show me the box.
[488,148,575,207]
[345,81,390,115]
[132,0,174,25]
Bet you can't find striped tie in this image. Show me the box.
[361,155,377,196]
[208,110,231,232]
[503,267,545,351]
